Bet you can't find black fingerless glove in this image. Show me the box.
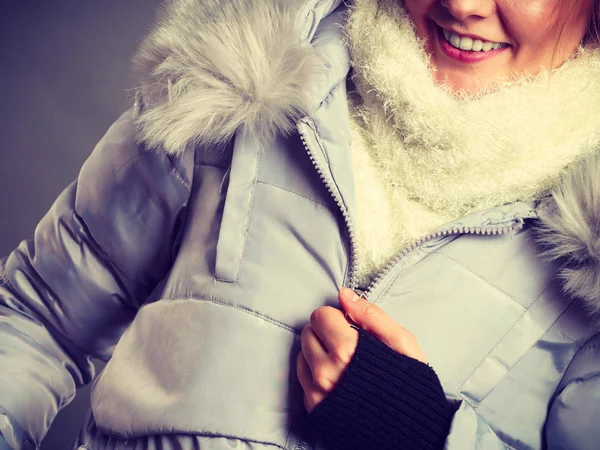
[307,329,455,450]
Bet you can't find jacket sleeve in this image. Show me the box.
[544,332,600,450]
[0,110,193,450]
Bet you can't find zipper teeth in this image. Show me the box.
[298,119,526,301]
[363,221,525,299]
[299,124,359,288]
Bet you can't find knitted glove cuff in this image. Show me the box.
[307,329,454,450]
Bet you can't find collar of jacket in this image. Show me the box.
[130,0,600,324]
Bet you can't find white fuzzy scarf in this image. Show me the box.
[346,0,600,287]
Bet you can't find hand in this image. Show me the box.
[297,287,426,413]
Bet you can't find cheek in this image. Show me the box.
[500,0,562,44]
[502,0,589,60]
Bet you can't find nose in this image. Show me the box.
[440,0,495,21]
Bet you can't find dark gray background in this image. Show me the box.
[0,2,161,448]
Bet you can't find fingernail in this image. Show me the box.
[341,287,360,302]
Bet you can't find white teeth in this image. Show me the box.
[459,36,473,51]
[450,34,460,48]
[472,39,483,52]
[442,29,504,52]
[481,41,493,51]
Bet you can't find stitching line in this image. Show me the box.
[458,283,552,403]
[71,210,147,293]
[371,248,428,306]
[167,154,192,190]
[299,0,326,41]
[113,154,142,179]
[429,251,527,308]
[471,294,576,409]
[318,75,348,109]
[0,258,19,297]
[256,180,329,208]
[94,427,286,450]
[215,140,261,283]
[160,295,299,335]
[235,143,262,282]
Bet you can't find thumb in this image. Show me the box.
[338,287,426,363]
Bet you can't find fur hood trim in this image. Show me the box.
[131,0,325,154]
[535,153,600,323]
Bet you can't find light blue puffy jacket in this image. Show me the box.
[1,1,599,449]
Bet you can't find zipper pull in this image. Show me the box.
[343,288,368,330]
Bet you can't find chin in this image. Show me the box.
[432,64,505,96]
[432,72,480,96]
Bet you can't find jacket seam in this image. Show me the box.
[0,258,18,298]
[568,372,600,385]
[216,141,262,283]
[116,152,192,192]
[470,289,575,409]
[371,248,429,305]
[459,283,553,406]
[161,295,300,334]
[74,150,193,292]
[550,333,600,401]
[256,180,329,208]
[71,210,148,293]
[167,149,192,191]
[300,0,325,38]
[318,74,349,110]
[428,251,527,308]
[94,428,285,450]
[237,142,262,281]
[114,154,144,179]
[167,153,193,190]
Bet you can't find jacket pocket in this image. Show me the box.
[214,129,261,282]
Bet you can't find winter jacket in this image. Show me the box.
[1,0,600,449]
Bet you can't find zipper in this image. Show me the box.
[298,119,360,289]
[362,221,526,301]
[297,117,528,302]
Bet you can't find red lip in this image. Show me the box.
[436,25,507,63]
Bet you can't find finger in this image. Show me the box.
[309,306,358,354]
[338,287,427,363]
[300,324,328,371]
[338,288,402,340]
[296,351,313,393]
[296,351,326,413]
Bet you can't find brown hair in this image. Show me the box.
[584,0,600,46]
[550,0,597,69]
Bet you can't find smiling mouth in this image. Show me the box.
[442,28,508,52]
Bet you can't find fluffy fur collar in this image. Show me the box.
[130,0,600,323]
[131,0,326,154]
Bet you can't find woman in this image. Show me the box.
[0,0,598,449]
